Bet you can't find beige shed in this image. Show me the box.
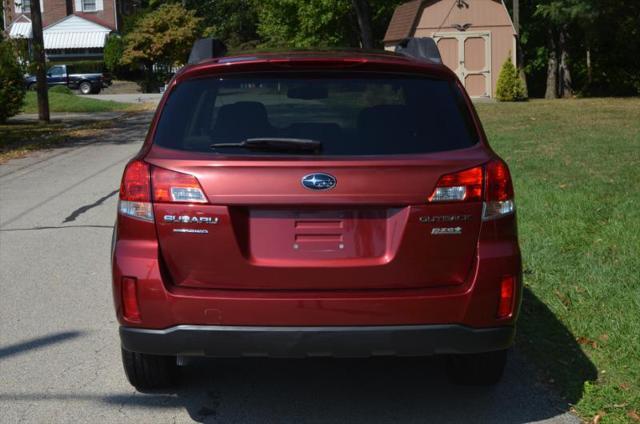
[384,0,517,98]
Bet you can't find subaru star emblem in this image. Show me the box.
[301,173,337,191]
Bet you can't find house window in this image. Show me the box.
[21,0,32,13]
[82,0,97,11]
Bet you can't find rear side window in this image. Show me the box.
[154,73,478,156]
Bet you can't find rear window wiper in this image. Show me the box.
[210,138,322,153]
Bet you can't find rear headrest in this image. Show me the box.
[212,102,273,140]
[357,105,410,130]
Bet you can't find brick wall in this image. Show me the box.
[4,0,117,29]
[73,0,116,30]
[43,0,68,27]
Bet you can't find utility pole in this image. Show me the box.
[31,0,50,122]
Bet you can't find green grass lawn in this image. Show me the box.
[0,119,114,163]
[1,91,140,161]
[21,91,134,113]
[476,98,640,423]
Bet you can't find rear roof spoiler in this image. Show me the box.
[395,37,442,64]
[188,38,228,65]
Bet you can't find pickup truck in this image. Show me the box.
[25,64,112,95]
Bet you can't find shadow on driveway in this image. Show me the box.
[0,293,596,423]
[0,331,84,360]
[98,352,572,423]
[96,287,597,424]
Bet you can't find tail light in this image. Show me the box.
[497,275,516,319]
[119,160,153,222]
[118,160,208,221]
[151,167,208,203]
[428,159,514,221]
[483,159,515,221]
[121,277,141,321]
[428,166,483,202]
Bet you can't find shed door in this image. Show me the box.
[434,32,492,98]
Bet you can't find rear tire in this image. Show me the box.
[121,348,177,390]
[446,349,507,386]
[79,81,92,95]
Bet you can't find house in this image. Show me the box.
[384,0,517,98]
[3,0,119,60]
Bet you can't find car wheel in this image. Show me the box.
[28,83,37,91]
[121,348,177,390]
[79,82,92,95]
[446,349,507,386]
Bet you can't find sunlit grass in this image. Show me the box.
[477,98,640,423]
[21,91,135,113]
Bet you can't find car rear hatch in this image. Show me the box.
[145,69,490,291]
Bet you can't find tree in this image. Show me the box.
[121,3,201,81]
[191,0,259,50]
[351,0,374,48]
[0,36,26,122]
[495,55,527,102]
[257,0,356,48]
[104,35,125,72]
[256,0,403,49]
[533,0,594,98]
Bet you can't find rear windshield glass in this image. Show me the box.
[154,74,478,156]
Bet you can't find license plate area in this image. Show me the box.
[248,208,391,262]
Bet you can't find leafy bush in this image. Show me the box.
[0,37,26,122]
[496,56,527,102]
[104,35,124,72]
[49,85,73,95]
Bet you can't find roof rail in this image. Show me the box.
[395,37,442,64]
[187,38,228,65]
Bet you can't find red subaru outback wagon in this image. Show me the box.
[112,38,521,389]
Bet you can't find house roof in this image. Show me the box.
[44,31,110,49]
[43,14,112,49]
[9,21,33,38]
[72,12,116,31]
[8,14,112,49]
[8,15,33,39]
[383,0,516,44]
[383,0,426,44]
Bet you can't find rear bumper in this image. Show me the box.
[120,324,514,358]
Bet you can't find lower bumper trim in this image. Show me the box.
[120,324,514,358]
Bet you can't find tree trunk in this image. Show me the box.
[30,0,50,122]
[545,28,558,99]
[558,26,573,98]
[513,0,528,98]
[351,0,374,49]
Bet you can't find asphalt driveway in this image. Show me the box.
[0,111,578,423]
